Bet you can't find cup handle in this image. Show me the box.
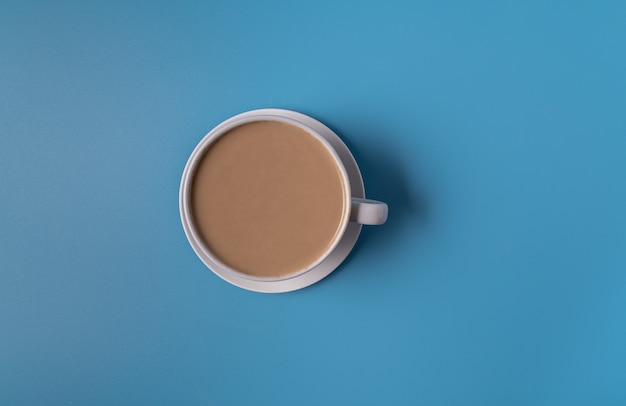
[350,197,388,225]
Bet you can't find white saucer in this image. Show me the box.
[180,109,364,293]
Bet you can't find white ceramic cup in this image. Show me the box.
[180,109,387,293]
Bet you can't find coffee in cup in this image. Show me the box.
[180,109,387,292]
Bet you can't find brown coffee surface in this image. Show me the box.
[191,121,346,278]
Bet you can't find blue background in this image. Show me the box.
[1,1,625,405]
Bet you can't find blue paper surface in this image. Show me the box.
[1,1,625,404]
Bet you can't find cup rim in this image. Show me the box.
[180,112,353,283]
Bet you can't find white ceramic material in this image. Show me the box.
[180,109,388,293]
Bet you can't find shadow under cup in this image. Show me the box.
[180,109,387,293]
